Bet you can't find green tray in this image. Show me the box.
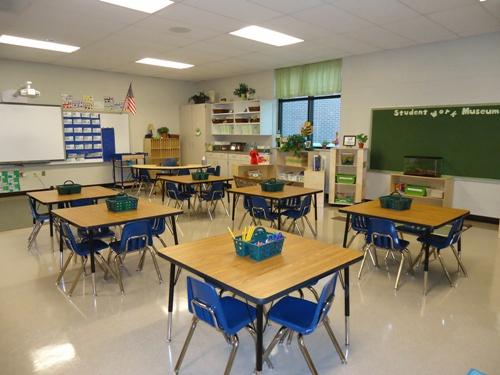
[260,179,285,192]
[56,180,82,195]
[379,192,412,210]
[336,174,356,184]
[106,194,138,212]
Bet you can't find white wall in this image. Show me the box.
[0,59,196,190]
[340,32,500,217]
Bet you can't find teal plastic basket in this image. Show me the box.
[233,227,285,261]
[105,193,138,212]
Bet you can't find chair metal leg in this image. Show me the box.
[174,267,182,285]
[287,220,294,233]
[345,232,359,248]
[95,252,118,281]
[286,330,294,346]
[294,220,303,236]
[174,317,198,374]
[338,270,345,290]
[411,247,425,271]
[137,249,146,271]
[56,251,74,284]
[68,257,85,296]
[437,251,454,287]
[148,246,163,284]
[246,326,273,369]
[224,335,239,375]
[297,333,318,375]
[221,199,230,217]
[357,244,371,279]
[307,286,320,301]
[263,326,288,361]
[304,216,317,236]
[323,318,347,364]
[394,252,405,290]
[114,254,125,294]
[237,211,248,230]
[450,245,468,277]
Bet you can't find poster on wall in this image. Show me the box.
[0,170,21,193]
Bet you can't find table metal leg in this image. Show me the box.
[170,215,179,246]
[59,219,64,270]
[277,199,281,230]
[49,204,54,237]
[162,180,165,204]
[167,263,176,342]
[313,193,318,234]
[344,267,350,347]
[423,243,430,295]
[255,304,264,374]
[231,192,237,229]
[342,213,351,248]
[89,230,97,296]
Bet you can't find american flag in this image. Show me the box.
[123,83,136,115]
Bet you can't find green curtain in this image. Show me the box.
[275,59,342,99]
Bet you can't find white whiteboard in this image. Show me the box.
[0,103,65,163]
[101,113,130,153]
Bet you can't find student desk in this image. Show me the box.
[157,232,363,374]
[339,200,469,294]
[227,185,323,231]
[158,175,233,204]
[131,164,209,171]
[52,199,182,296]
[27,186,118,237]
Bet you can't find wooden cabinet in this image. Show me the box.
[329,148,367,205]
[143,137,180,165]
[389,173,454,207]
[180,104,211,164]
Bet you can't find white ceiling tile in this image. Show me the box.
[249,0,323,14]
[292,4,374,34]
[342,26,417,50]
[399,0,479,15]
[384,16,458,44]
[0,44,60,64]
[482,1,500,21]
[202,34,274,53]
[259,16,330,40]
[182,0,282,23]
[110,27,196,51]
[317,34,381,55]
[429,4,500,37]
[262,41,348,64]
[174,41,250,59]
[326,0,420,24]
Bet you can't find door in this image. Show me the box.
[180,104,209,164]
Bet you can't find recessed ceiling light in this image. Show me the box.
[136,58,194,70]
[0,34,79,53]
[99,0,174,14]
[229,25,303,47]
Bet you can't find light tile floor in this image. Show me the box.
[0,197,499,374]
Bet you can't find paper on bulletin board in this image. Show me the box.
[0,170,21,193]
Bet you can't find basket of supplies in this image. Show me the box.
[105,193,138,212]
[56,180,82,195]
[191,171,209,180]
[260,178,285,192]
[379,191,412,210]
[233,226,285,261]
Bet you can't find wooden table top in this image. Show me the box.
[52,199,183,229]
[158,175,233,185]
[339,200,469,229]
[157,232,362,304]
[131,164,208,171]
[27,186,118,204]
[227,185,323,200]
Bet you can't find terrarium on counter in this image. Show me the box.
[403,156,442,177]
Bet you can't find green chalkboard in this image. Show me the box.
[370,104,500,180]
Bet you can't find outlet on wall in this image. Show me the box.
[41,170,46,176]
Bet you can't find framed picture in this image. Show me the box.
[343,135,356,147]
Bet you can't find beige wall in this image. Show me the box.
[0,59,196,190]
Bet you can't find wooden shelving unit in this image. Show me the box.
[389,173,454,207]
[143,137,180,164]
[329,148,367,205]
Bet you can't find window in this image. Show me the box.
[278,95,341,147]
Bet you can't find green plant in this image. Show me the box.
[157,127,169,134]
[321,140,329,147]
[189,92,210,104]
[280,134,307,156]
[356,133,368,143]
[233,83,255,98]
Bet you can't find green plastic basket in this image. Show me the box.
[56,180,82,195]
[233,227,285,261]
[191,171,209,180]
[379,192,412,210]
[260,179,285,192]
[106,193,138,212]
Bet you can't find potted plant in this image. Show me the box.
[188,92,210,104]
[280,134,308,166]
[321,140,329,149]
[233,83,255,100]
[356,133,368,148]
[158,127,169,140]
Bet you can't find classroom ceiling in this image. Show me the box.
[0,0,500,81]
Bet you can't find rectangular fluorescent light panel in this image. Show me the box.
[230,25,303,47]
[136,58,194,70]
[0,34,79,53]
[100,0,174,13]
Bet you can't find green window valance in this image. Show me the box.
[275,59,342,99]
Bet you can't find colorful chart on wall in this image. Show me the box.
[0,170,20,193]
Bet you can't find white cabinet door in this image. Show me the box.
[206,153,229,177]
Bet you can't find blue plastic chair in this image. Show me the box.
[263,274,346,374]
[107,220,162,294]
[237,196,253,229]
[174,276,269,374]
[250,196,279,228]
[27,197,50,249]
[416,217,468,286]
[134,169,155,197]
[358,218,412,290]
[165,182,192,209]
[280,195,316,236]
[199,181,229,220]
[56,222,113,296]
[207,165,221,176]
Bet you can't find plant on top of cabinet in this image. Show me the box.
[189,92,210,104]
[157,126,169,139]
[356,133,368,148]
[280,134,307,156]
[233,83,255,100]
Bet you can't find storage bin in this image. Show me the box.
[379,192,412,210]
[191,171,209,180]
[106,194,138,212]
[233,227,285,261]
[404,156,442,177]
[260,179,285,192]
[336,174,356,184]
[56,180,82,195]
[405,185,427,196]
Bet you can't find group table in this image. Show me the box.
[27,186,118,237]
[52,199,183,296]
[339,200,469,295]
[157,232,363,374]
[227,185,323,231]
